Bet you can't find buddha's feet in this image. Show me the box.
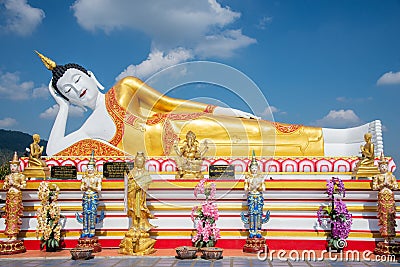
[322,120,383,157]
[368,120,383,156]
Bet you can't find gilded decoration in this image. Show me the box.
[55,139,125,157]
[272,122,302,134]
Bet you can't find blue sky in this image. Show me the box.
[0,0,399,166]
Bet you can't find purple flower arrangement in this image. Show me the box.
[191,177,220,248]
[317,177,352,250]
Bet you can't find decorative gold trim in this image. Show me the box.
[0,230,379,239]
[21,204,386,212]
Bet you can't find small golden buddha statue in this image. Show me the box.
[174,130,208,179]
[23,134,50,179]
[352,133,380,179]
[119,152,156,255]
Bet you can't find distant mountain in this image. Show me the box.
[0,129,47,165]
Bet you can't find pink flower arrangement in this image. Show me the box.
[191,177,220,248]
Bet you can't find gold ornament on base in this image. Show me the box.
[0,152,26,255]
[352,133,380,179]
[23,134,50,179]
[174,131,208,179]
[119,152,156,255]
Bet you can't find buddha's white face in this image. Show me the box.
[56,68,99,109]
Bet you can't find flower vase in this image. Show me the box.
[46,245,58,252]
[195,240,215,251]
[328,238,346,252]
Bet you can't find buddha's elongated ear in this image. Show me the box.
[88,70,104,90]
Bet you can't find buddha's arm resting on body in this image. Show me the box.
[118,77,259,119]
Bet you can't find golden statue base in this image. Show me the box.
[75,237,102,253]
[352,166,380,180]
[23,166,50,179]
[243,237,267,254]
[118,229,156,256]
[0,240,26,255]
[374,241,400,256]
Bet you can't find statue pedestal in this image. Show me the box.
[243,237,267,254]
[23,166,50,179]
[0,240,26,255]
[352,166,380,180]
[75,237,101,253]
[374,241,400,256]
[119,229,156,255]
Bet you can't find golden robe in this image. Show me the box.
[56,77,324,157]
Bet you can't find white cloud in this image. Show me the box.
[336,96,373,103]
[0,0,45,36]
[32,85,49,99]
[39,104,85,119]
[0,117,17,127]
[263,105,279,114]
[257,16,273,30]
[314,109,363,128]
[72,0,239,42]
[257,105,285,120]
[377,71,400,85]
[0,71,48,100]
[72,0,256,78]
[117,48,193,81]
[195,29,257,58]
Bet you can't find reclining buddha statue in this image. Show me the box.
[36,51,383,158]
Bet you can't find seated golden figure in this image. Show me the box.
[28,134,47,168]
[119,152,156,255]
[23,134,50,179]
[352,133,379,179]
[359,133,375,166]
[174,130,208,179]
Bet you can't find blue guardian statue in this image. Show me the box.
[241,151,270,253]
[75,151,104,252]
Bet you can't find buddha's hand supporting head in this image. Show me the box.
[49,80,69,109]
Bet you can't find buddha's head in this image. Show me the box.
[33,133,40,144]
[35,51,103,109]
[364,133,372,142]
